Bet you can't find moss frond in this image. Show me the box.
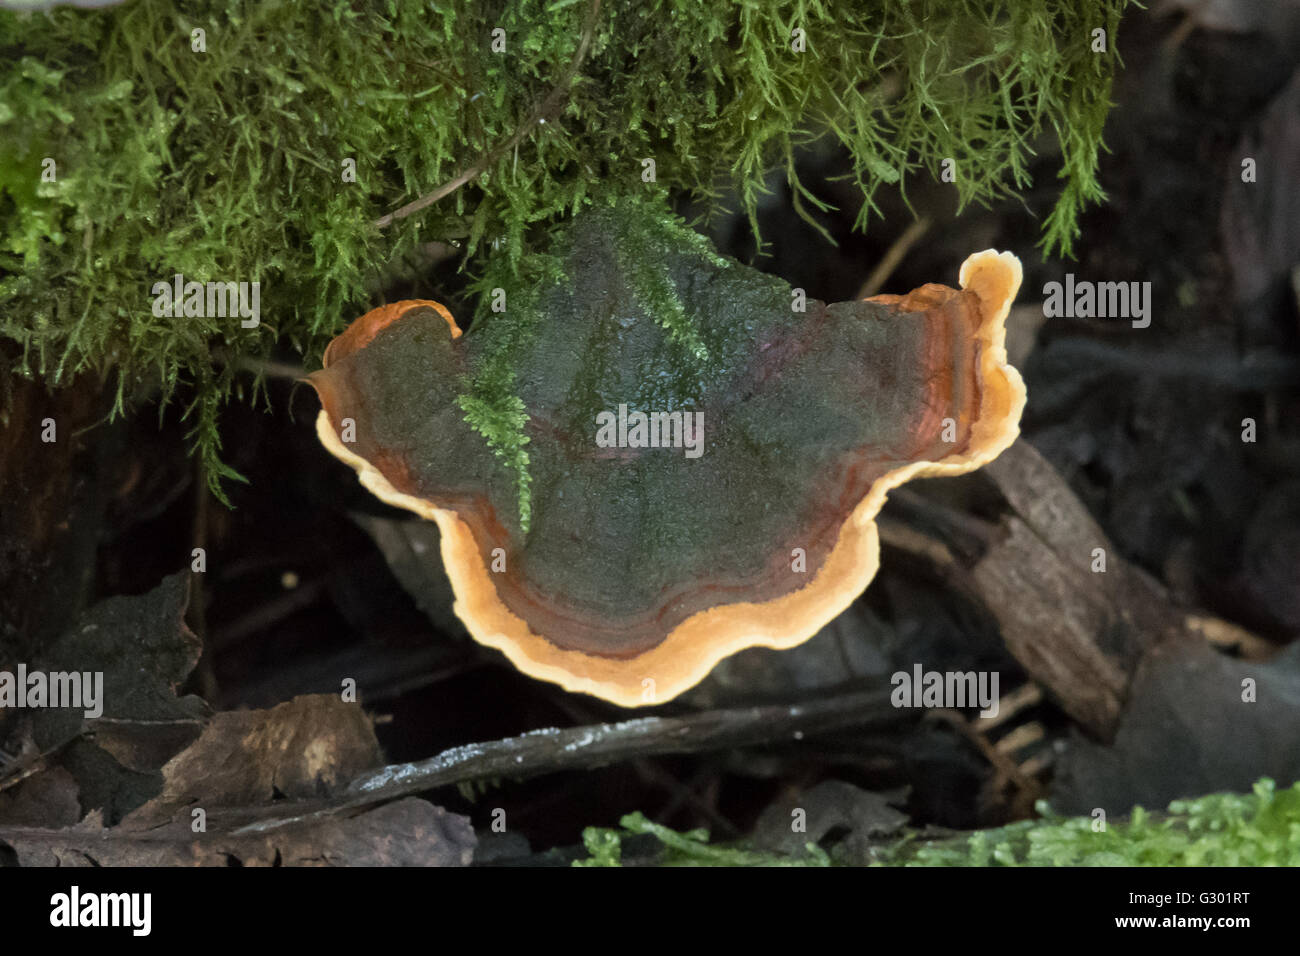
[1,0,1132,489]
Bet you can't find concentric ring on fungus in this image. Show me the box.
[309,206,1025,707]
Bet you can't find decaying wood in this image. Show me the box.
[967,515,1134,738]
[880,439,1278,742]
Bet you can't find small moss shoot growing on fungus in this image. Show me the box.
[1,0,1131,494]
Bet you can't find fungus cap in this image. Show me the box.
[309,207,1024,706]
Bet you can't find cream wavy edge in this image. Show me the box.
[313,249,1026,707]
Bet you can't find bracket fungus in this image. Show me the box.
[309,202,1025,707]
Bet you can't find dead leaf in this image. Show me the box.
[0,766,79,828]
[1,798,475,866]
[0,573,209,824]
[16,571,207,753]
[127,694,383,823]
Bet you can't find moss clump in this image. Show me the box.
[894,778,1300,866]
[1,0,1130,492]
[575,811,832,867]
[575,779,1300,866]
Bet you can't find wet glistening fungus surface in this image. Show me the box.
[308,203,1026,706]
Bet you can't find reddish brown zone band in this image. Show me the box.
[311,288,984,659]
[324,301,416,366]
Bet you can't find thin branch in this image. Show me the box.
[372,0,604,230]
[857,216,931,298]
[222,687,905,835]
[210,348,306,381]
[343,688,900,804]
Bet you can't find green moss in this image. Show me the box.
[893,778,1300,867]
[608,196,715,365]
[574,811,832,867]
[456,243,566,531]
[455,192,723,527]
[575,780,1300,866]
[455,386,533,529]
[1,0,1131,493]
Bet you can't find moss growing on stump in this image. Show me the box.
[1,0,1130,492]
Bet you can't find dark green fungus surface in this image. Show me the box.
[311,201,998,660]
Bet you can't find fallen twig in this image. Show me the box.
[856,217,932,299]
[347,688,899,802]
[213,687,904,836]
